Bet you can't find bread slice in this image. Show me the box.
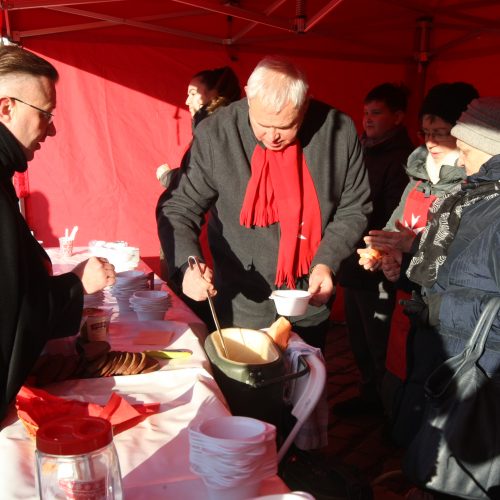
[267,316,292,350]
[140,355,160,374]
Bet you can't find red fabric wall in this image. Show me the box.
[21,36,499,274]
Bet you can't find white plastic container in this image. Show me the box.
[269,290,311,316]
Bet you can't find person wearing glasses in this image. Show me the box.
[0,45,116,422]
[357,81,479,446]
[404,97,500,497]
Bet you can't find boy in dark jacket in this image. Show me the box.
[335,83,413,415]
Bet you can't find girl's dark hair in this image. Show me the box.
[193,66,241,114]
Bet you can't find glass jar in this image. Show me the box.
[35,416,123,499]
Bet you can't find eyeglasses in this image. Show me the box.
[417,129,453,141]
[9,97,54,123]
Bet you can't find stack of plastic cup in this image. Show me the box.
[109,270,148,312]
[58,236,74,258]
[189,416,277,500]
[129,290,172,320]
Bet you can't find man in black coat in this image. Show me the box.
[0,45,116,422]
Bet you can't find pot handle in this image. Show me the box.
[253,355,309,388]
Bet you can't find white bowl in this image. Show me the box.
[136,310,165,321]
[132,290,169,300]
[115,270,146,280]
[250,493,316,499]
[269,290,311,316]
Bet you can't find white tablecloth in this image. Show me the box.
[0,248,289,499]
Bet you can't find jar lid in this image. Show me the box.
[36,416,113,455]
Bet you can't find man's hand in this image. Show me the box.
[364,221,416,254]
[72,257,116,294]
[380,249,403,282]
[182,261,216,301]
[308,264,335,306]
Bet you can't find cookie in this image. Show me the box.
[114,352,132,376]
[84,352,109,378]
[140,355,160,374]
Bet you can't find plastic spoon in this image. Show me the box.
[69,225,79,240]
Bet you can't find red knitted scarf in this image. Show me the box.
[240,142,321,288]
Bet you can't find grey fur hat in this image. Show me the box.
[451,97,500,156]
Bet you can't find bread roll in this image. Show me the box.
[267,316,292,350]
[359,247,382,260]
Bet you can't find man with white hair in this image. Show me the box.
[157,56,371,349]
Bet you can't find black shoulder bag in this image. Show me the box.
[404,297,500,499]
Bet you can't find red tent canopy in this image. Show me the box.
[2,0,499,273]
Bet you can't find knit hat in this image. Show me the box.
[451,97,500,156]
[419,82,479,124]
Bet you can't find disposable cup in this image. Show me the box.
[59,237,74,258]
[136,310,166,321]
[80,307,111,342]
[117,299,132,312]
[198,416,268,443]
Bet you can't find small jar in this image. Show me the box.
[80,308,110,342]
[35,416,123,499]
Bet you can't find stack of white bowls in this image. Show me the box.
[109,270,149,312]
[189,416,277,500]
[89,240,140,272]
[129,290,171,320]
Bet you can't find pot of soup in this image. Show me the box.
[204,328,287,432]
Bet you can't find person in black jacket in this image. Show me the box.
[0,45,116,422]
[335,83,414,415]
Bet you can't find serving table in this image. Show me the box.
[0,247,289,499]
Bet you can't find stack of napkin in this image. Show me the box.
[16,385,159,436]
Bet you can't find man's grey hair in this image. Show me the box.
[246,56,309,112]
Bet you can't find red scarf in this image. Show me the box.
[240,143,321,288]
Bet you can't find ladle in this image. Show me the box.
[187,256,228,358]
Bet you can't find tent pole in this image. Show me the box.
[408,16,432,139]
[414,16,432,110]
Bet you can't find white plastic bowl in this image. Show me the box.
[136,310,165,321]
[132,290,169,300]
[250,493,316,499]
[269,290,311,316]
